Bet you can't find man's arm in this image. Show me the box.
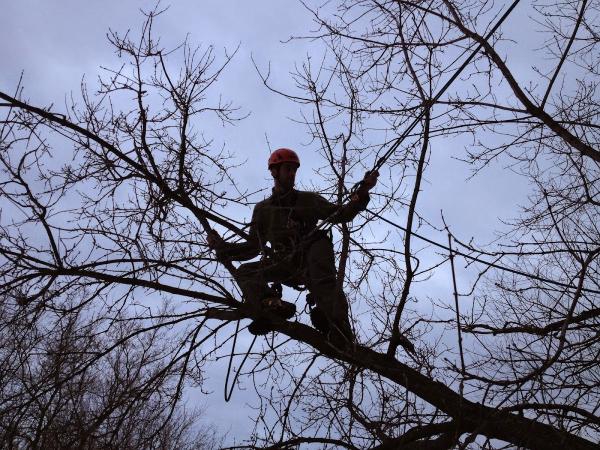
[207,207,263,262]
[314,171,378,224]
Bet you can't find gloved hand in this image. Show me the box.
[352,170,379,201]
[361,170,379,192]
[207,230,226,260]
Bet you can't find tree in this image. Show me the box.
[1,2,599,449]
[0,294,220,449]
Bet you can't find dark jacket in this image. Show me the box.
[220,189,370,261]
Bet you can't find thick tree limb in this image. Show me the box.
[271,320,600,450]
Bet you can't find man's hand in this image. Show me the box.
[361,170,379,191]
[351,170,379,202]
[207,230,224,251]
[207,230,229,262]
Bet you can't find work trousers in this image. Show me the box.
[234,236,350,327]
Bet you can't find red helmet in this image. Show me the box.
[268,148,300,169]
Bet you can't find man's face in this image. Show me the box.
[271,162,298,192]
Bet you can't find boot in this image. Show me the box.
[248,297,296,336]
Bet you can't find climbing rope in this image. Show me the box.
[224,320,257,402]
[448,231,466,379]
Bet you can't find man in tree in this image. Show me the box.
[208,148,378,342]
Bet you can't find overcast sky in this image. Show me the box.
[0,0,532,234]
[1,0,540,443]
